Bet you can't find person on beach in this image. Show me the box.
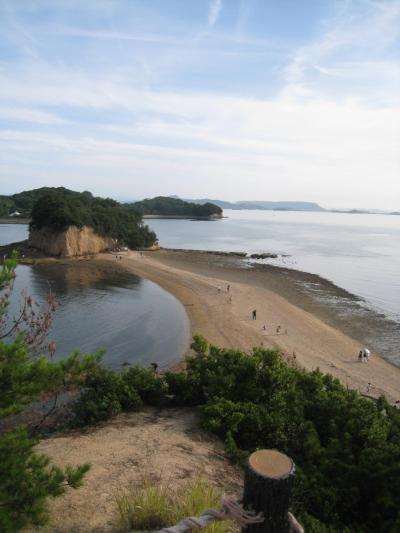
[252,309,257,320]
[358,350,363,362]
[227,284,230,292]
[262,324,266,331]
[364,348,371,362]
[276,325,281,334]
[217,286,221,294]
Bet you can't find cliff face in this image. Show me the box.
[28,225,116,257]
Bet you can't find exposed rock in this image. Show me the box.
[28,225,116,257]
[249,253,279,259]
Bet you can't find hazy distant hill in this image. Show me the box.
[183,198,326,212]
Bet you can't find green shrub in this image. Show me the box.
[121,366,167,406]
[161,337,400,532]
[72,365,168,426]
[72,367,142,425]
[69,335,400,531]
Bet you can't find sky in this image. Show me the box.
[0,0,399,209]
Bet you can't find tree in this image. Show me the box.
[0,253,100,532]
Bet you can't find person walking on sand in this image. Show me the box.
[358,350,363,362]
[252,309,257,320]
[276,325,281,334]
[364,348,371,362]
[227,284,230,292]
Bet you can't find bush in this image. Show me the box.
[162,337,400,532]
[71,335,400,531]
[122,366,167,406]
[72,367,142,425]
[72,366,167,426]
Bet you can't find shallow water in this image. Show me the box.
[0,223,28,246]
[1,225,189,369]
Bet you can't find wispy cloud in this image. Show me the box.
[60,28,182,45]
[0,1,399,207]
[208,0,222,27]
[282,0,400,105]
[0,106,68,125]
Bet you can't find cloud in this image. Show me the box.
[0,107,68,125]
[0,0,399,208]
[282,0,400,106]
[208,0,222,26]
[59,28,182,45]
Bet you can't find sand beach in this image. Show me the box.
[104,249,400,404]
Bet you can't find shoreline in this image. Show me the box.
[101,249,400,404]
[0,217,30,224]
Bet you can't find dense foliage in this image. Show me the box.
[0,255,101,532]
[130,196,223,218]
[0,187,82,217]
[1,187,222,221]
[73,336,400,532]
[30,189,156,249]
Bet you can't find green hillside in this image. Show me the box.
[0,187,86,217]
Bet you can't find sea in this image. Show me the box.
[1,210,399,365]
[147,210,400,323]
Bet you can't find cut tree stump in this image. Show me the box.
[242,449,295,533]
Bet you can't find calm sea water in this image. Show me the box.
[0,223,28,246]
[147,210,400,323]
[0,225,189,369]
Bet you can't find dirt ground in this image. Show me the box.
[25,408,242,533]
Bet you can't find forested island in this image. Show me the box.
[29,189,156,250]
[129,196,223,218]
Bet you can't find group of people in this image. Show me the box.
[358,348,371,363]
[252,310,287,337]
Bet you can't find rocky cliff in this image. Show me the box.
[28,225,116,257]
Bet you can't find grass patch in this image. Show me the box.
[116,478,235,532]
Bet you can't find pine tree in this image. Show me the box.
[0,252,99,532]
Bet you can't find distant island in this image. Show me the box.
[130,196,223,218]
[182,198,326,212]
[180,197,399,215]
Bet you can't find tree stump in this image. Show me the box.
[242,449,295,533]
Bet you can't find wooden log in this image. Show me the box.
[242,449,295,533]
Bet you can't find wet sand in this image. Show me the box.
[101,249,400,404]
